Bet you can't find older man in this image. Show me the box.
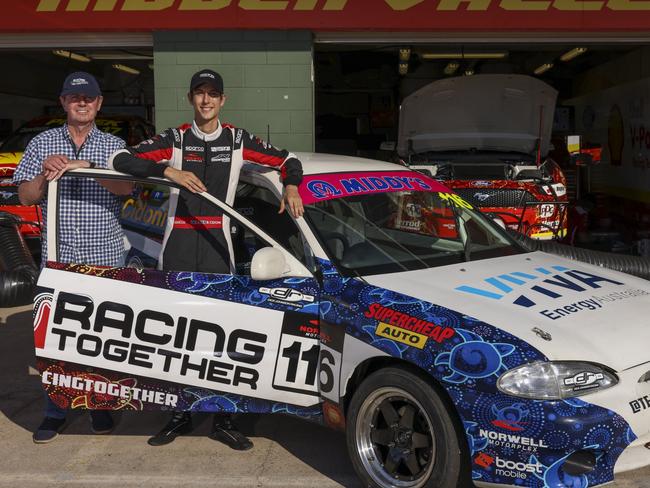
[13,71,131,443]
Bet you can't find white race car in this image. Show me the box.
[34,153,650,488]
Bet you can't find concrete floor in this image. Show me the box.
[1,304,650,488]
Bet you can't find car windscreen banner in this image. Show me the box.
[299,171,449,205]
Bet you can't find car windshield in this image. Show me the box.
[305,189,523,276]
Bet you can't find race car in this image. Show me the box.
[33,153,650,488]
[0,115,154,256]
[398,74,569,240]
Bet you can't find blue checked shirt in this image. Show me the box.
[13,124,126,267]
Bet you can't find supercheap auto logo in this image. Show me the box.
[364,303,455,349]
[454,265,649,320]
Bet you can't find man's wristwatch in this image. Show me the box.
[86,161,97,169]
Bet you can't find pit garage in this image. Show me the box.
[1,31,650,255]
[313,37,650,254]
[0,38,155,142]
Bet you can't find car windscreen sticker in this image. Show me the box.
[299,171,449,205]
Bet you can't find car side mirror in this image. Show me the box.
[251,247,289,281]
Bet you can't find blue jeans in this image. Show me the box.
[45,396,66,420]
[44,395,111,421]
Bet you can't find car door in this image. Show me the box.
[33,169,322,415]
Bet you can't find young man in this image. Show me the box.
[109,68,304,449]
[14,71,132,443]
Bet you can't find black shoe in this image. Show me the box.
[148,412,193,446]
[90,410,114,434]
[33,416,66,444]
[209,415,253,451]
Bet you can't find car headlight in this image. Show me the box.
[497,361,618,400]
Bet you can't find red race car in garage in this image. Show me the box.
[398,74,569,240]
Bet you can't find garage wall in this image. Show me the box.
[573,46,650,98]
[153,31,314,152]
[0,93,53,131]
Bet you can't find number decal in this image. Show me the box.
[438,192,473,209]
[318,344,342,402]
[281,341,319,385]
[273,334,320,395]
[319,349,335,394]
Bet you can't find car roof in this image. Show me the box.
[242,152,455,196]
[293,152,408,175]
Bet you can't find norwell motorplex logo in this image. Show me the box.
[454,265,650,320]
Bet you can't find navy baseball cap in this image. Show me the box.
[60,71,101,98]
[190,69,224,94]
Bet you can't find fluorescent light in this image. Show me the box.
[443,61,460,75]
[560,47,587,62]
[112,63,140,75]
[421,52,507,60]
[399,48,411,62]
[90,53,152,60]
[52,49,91,63]
[534,63,554,75]
[398,62,408,75]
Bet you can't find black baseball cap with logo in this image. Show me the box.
[190,69,224,94]
[60,71,101,97]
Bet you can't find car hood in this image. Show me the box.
[397,74,557,158]
[364,251,650,372]
[0,152,22,177]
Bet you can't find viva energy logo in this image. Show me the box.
[455,265,628,315]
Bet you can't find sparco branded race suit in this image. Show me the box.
[109,120,302,273]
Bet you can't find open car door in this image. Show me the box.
[33,169,322,417]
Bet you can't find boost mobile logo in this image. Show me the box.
[455,266,623,308]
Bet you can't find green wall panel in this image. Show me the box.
[153,30,313,152]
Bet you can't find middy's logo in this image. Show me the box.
[455,265,623,308]
[307,175,432,200]
[307,180,342,200]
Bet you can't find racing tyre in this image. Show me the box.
[346,367,461,488]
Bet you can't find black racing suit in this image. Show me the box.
[109,120,302,273]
